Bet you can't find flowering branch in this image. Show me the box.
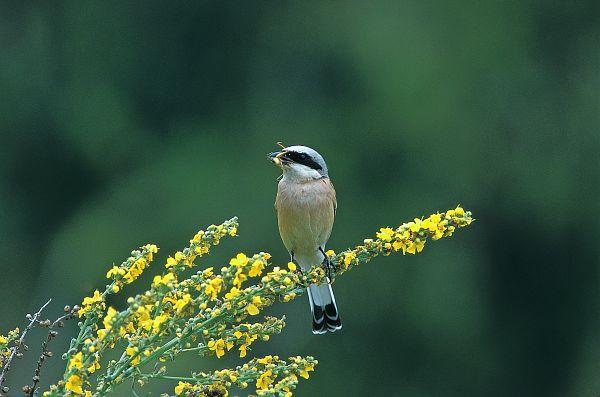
[34,206,472,396]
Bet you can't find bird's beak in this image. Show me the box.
[268,150,286,165]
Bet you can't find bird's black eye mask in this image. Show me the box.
[283,151,323,171]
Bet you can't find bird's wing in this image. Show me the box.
[329,179,337,215]
[315,178,336,247]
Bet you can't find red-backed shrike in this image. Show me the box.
[269,145,341,334]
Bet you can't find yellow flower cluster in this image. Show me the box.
[227,252,269,289]
[77,290,104,318]
[0,327,20,369]
[64,374,84,395]
[174,381,228,396]
[336,206,473,272]
[165,220,238,272]
[197,316,285,360]
[43,219,241,396]
[42,209,471,397]
[173,355,317,397]
[105,244,158,291]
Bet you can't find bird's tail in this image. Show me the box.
[307,281,342,334]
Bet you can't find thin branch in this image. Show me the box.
[24,306,78,397]
[0,299,52,395]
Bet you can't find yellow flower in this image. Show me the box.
[392,240,406,253]
[195,245,210,255]
[248,259,265,277]
[287,262,296,272]
[152,314,169,334]
[87,361,100,373]
[145,243,158,254]
[376,227,394,242]
[233,269,248,289]
[238,333,258,358]
[0,336,7,344]
[68,351,83,369]
[106,266,122,279]
[203,267,214,277]
[257,356,273,365]
[97,328,108,341]
[343,252,356,268]
[208,339,227,358]
[191,230,204,243]
[246,296,262,316]
[246,304,259,316]
[283,292,296,302]
[126,346,141,366]
[80,290,103,317]
[409,218,423,232]
[420,218,435,232]
[406,239,425,254]
[229,253,249,268]
[423,210,442,232]
[174,294,191,313]
[136,305,153,331]
[224,287,241,300]
[102,307,117,330]
[299,363,315,379]
[65,374,83,394]
[175,381,191,395]
[83,338,95,352]
[256,369,274,390]
[165,256,177,268]
[325,249,335,257]
[124,321,135,334]
[205,277,223,300]
[152,272,175,287]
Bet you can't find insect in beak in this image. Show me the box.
[268,150,286,165]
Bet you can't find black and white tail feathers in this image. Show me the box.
[307,281,342,334]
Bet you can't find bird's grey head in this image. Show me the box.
[268,145,329,181]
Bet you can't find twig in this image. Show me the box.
[23,306,79,397]
[0,299,52,395]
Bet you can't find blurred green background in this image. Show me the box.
[1,1,599,396]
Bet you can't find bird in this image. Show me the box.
[268,145,342,334]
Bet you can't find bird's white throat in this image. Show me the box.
[281,163,323,182]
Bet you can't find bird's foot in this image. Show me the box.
[294,266,308,288]
[319,248,338,283]
[288,251,306,287]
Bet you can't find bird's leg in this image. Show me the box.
[289,251,306,287]
[319,247,338,282]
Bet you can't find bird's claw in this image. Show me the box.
[294,266,308,288]
[318,247,338,283]
[321,256,338,283]
[288,252,308,288]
